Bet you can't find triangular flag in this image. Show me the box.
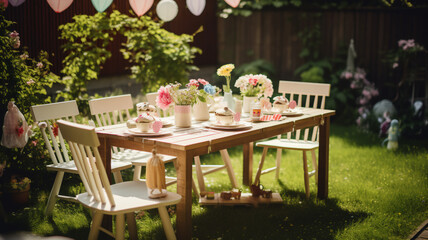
[91,0,113,13]
[9,0,25,7]
[225,0,240,8]
[129,0,154,17]
[47,0,74,13]
[186,0,205,16]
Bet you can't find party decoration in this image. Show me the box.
[91,0,113,13]
[156,0,178,22]
[1,102,31,149]
[9,0,25,7]
[225,0,240,8]
[1,0,8,8]
[152,121,162,133]
[186,0,205,16]
[145,149,167,198]
[47,0,73,13]
[129,0,154,17]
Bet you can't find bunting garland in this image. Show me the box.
[129,0,154,17]
[91,0,113,12]
[9,0,26,7]
[186,0,205,16]
[47,0,74,13]
[156,0,178,22]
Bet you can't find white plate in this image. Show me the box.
[204,122,252,130]
[263,108,303,116]
[209,121,244,128]
[126,128,172,137]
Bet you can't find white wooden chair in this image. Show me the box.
[30,101,132,216]
[56,120,181,240]
[254,81,331,198]
[88,95,198,194]
[146,92,238,193]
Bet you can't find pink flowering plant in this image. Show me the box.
[189,78,220,103]
[234,74,274,98]
[156,81,200,110]
[340,68,379,127]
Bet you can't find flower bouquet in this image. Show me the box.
[234,74,274,113]
[188,79,220,121]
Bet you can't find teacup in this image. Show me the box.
[136,122,153,132]
[273,103,289,113]
[216,115,235,125]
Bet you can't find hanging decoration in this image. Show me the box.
[156,0,178,22]
[129,0,154,17]
[145,149,167,198]
[186,0,205,16]
[9,0,25,7]
[1,0,8,8]
[47,0,74,13]
[91,0,113,13]
[225,0,240,8]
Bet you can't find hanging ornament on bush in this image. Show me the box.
[224,0,240,8]
[129,0,154,17]
[156,0,178,22]
[9,0,25,7]
[186,0,205,16]
[47,0,73,13]
[145,149,167,199]
[1,0,8,8]
[91,0,112,13]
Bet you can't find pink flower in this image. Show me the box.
[370,89,379,97]
[20,54,28,60]
[356,117,361,126]
[341,71,353,79]
[13,40,20,49]
[156,86,173,110]
[26,79,35,85]
[249,78,258,86]
[359,97,368,105]
[197,78,209,85]
[358,107,365,115]
[398,39,407,47]
[392,63,399,69]
[188,79,199,87]
[350,81,358,89]
[37,62,43,68]
[9,31,19,39]
[31,140,38,146]
[362,89,371,98]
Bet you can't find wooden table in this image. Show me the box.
[96,108,335,240]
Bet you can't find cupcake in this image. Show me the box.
[215,107,235,125]
[137,102,157,116]
[135,113,155,132]
[273,96,289,112]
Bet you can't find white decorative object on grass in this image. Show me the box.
[157,0,178,22]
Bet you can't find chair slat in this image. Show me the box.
[47,122,64,164]
[31,100,79,122]
[69,142,93,197]
[41,127,58,165]
[85,145,107,204]
[57,127,70,163]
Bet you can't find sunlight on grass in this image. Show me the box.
[1,124,426,239]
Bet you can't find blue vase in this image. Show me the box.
[223,91,235,110]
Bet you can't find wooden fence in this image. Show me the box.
[4,0,217,75]
[218,8,428,99]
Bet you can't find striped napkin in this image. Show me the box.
[260,114,282,121]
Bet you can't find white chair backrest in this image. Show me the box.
[57,120,115,207]
[88,94,133,127]
[278,81,330,142]
[31,101,79,165]
[145,92,174,117]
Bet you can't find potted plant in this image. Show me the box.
[6,175,31,205]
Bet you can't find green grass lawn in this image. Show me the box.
[1,124,427,239]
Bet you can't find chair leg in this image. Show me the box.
[45,171,64,216]
[219,149,238,188]
[115,214,125,240]
[302,150,310,199]
[88,211,103,240]
[133,165,142,181]
[194,156,206,192]
[275,148,282,180]
[310,149,318,184]
[254,147,269,185]
[158,206,177,240]
[113,171,123,183]
[192,177,199,197]
[126,212,138,240]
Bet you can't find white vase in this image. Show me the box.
[223,91,235,110]
[243,96,258,113]
[175,105,192,128]
[193,101,210,121]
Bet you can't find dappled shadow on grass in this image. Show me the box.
[192,179,369,240]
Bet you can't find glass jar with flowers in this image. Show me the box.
[189,79,219,121]
[234,74,274,113]
[217,64,235,109]
[156,82,198,127]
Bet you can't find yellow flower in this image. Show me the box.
[217,64,235,77]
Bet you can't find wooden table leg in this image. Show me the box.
[176,151,193,240]
[98,137,113,239]
[318,117,330,199]
[243,142,253,186]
